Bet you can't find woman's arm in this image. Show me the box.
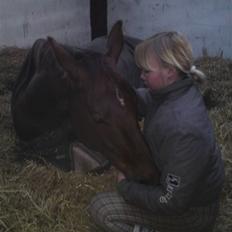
[117,129,210,215]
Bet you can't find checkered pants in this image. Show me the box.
[87,192,219,232]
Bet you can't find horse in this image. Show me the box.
[11,21,160,184]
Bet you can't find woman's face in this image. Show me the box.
[140,54,173,91]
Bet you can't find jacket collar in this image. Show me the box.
[150,77,194,101]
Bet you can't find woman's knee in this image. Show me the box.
[87,192,116,225]
[87,191,130,232]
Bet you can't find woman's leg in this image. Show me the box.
[87,191,219,232]
[87,192,155,232]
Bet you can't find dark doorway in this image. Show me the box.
[90,0,107,40]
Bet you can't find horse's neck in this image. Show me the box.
[83,36,108,54]
[82,35,142,54]
[84,36,143,88]
[118,36,143,88]
[62,36,144,88]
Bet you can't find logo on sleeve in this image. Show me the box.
[159,173,181,204]
[166,173,181,187]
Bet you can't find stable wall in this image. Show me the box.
[108,0,232,58]
[1,0,231,58]
[0,0,90,48]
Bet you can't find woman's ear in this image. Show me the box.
[165,66,179,81]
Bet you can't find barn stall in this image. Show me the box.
[0,0,232,231]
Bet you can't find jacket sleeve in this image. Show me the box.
[117,129,210,215]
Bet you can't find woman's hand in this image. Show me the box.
[117,171,126,183]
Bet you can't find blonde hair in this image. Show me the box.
[135,31,206,83]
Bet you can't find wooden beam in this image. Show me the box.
[90,0,107,40]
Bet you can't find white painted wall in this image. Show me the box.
[1,0,231,58]
[0,0,90,48]
[108,0,232,58]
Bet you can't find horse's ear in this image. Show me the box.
[106,20,124,64]
[47,36,78,78]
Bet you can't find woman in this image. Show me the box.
[87,32,225,232]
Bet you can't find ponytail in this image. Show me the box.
[188,65,207,84]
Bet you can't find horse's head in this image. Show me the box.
[48,21,159,184]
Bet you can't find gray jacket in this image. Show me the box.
[118,77,224,215]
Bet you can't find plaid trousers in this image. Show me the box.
[87,192,219,232]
